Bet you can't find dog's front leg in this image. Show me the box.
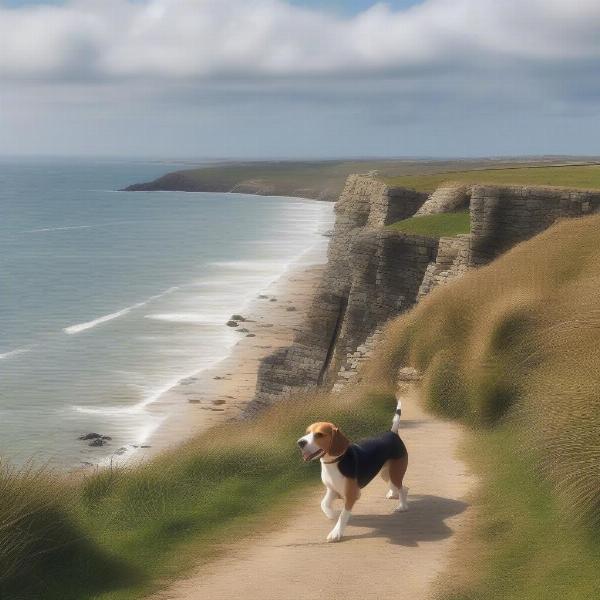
[327,479,359,542]
[321,487,338,520]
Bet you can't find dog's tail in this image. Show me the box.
[391,400,402,434]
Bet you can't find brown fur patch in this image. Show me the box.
[306,422,350,457]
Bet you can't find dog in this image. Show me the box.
[297,401,408,542]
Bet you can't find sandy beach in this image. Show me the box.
[124,246,327,462]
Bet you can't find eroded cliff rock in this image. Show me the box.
[252,178,600,407]
[252,175,429,407]
[415,183,471,216]
[469,185,600,266]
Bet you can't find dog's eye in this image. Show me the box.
[314,432,324,438]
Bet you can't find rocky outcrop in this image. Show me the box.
[417,234,471,300]
[469,185,600,266]
[252,176,429,407]
[332,329,384,392]
[415,183,471,216]
[336,230,438,366]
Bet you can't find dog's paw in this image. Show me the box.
[394,503,409,513]
[386,489,399,499]
[326,527,343,542]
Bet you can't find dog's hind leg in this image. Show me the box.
[321,487,339,520]
[389,455,409,511]
[380,461,399,498]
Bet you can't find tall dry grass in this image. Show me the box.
[368,214,600,531]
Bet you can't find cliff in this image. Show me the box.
[251,177,600,407]
[252,176,431,406]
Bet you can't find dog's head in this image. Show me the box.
[297,422,349,462]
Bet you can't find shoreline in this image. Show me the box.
[110,242,328,465]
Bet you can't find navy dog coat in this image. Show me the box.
[337,431,407,489]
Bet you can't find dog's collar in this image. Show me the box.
[322,450,348,464]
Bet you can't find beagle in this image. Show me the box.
[297,401,408,542]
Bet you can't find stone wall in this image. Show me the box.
[469,185,600,266]
[415,183,471,216]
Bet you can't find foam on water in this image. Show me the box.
[21,220,137,234]
[0,346,33,360]
[144,313,214,324]
[64,303,147,334]
[64,286,181,334]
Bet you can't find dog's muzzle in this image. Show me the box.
[297,436,325,462]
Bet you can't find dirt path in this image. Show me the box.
[153,390,475,600]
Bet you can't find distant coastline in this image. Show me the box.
[122,156,599,202]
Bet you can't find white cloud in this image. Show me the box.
[2,0,600,158]
[0,0,599,81]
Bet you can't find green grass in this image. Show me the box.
[0,389,397,600]
[388,211,470,238]
[440,427,600,600]
[383,164,600,192]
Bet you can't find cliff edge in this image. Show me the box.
[252,175,600,406]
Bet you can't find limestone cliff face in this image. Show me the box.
[469,185,600,266]
[252,176,429,407]
[252,178,600,408]
[338,230,438,364]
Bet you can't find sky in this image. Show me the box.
[1,0,599,159]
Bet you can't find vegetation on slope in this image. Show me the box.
[123,158,587,200]
[0,388,395,600]
[383,163,600,192]
[368,214,600,598]
[440,428,600,600]
[388,211,470,238]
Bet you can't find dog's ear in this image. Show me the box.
[329,426,349,457]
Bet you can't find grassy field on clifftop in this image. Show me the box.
[388,211,470,237]
[383,163,600,192]
[369,214,600,598]
[124,158,591,199]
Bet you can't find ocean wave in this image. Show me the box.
[72,370,203,416]
[144,313,212,324]
[23,225,93,233]
[0,346,33,360]
[209,259,290,271]
[21,220,136,234]
[63,286,181,335]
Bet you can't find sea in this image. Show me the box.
[0,158,333,468]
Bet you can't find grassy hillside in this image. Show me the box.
[383,164,600,193]
[388,211,470,237]
[0,388,395,600]
[440,428,600,600]
[123,158,589,200]
[368,214,600,598]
